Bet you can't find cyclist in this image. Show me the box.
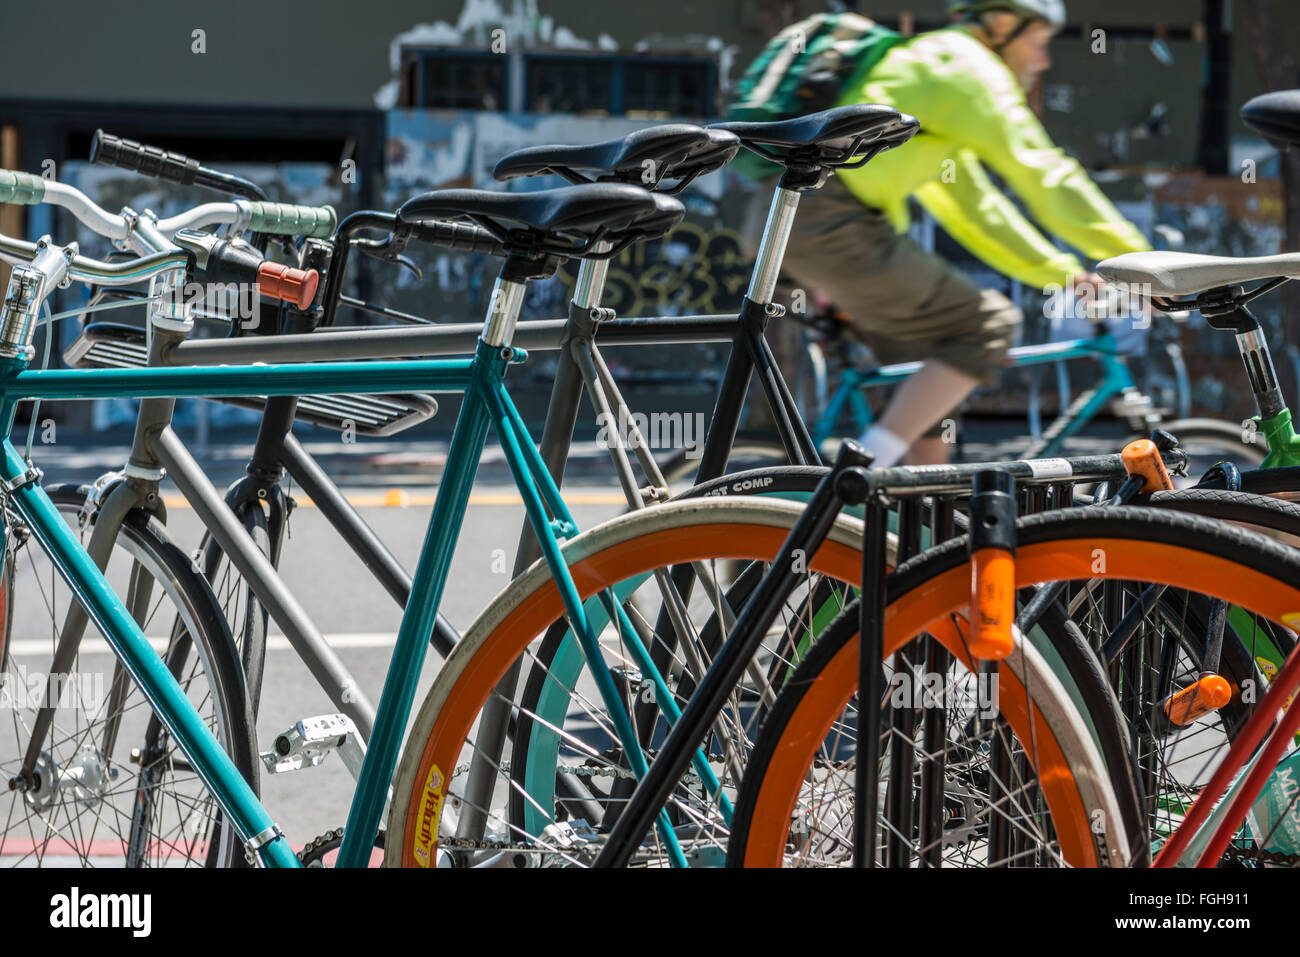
[741,0,1151,465]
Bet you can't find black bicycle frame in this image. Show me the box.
[592,447,1184,867]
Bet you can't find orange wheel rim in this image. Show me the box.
[398,532,1300,869]
[398,522,861,866]
[740,538,1300,867]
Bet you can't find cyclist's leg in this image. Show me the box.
[872,359,979,465]
[779,177,1020,465]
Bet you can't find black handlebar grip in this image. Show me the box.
[90,129,201,186]
[412,220,508,258]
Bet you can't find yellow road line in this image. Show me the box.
[158,490,628,509]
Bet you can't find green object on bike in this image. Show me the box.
[246,201,337,238]
[0,170,45,206]
[1256,408,1300,468]
[1249,749,1300,856]
[726,12,904,180]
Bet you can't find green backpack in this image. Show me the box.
[726,12,904,180]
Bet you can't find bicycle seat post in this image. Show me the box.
[571,241,612,312]
[1199,288,1286,421]
[747,186,800,307]
[481,265,530,350]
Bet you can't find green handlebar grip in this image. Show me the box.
[0,170,46,206]
[246,202,337,238]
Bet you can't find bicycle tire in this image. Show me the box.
[385,498,1129,868]
[657,433,796,488]
[1158,417,1267,470]
[727,506,1300,867]
[509,464,1143,845]
[508,466,860,836]
[198,499,272,716]
[0,484,256,867]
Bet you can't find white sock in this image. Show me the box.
[856,424,909,468]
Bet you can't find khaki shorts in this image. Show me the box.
[742,176,1021,386]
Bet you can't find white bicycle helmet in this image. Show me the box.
[948,0,1067,30]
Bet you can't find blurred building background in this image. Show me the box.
[0,0,1297,436]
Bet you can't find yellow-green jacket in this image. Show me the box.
[835,25,1150,288]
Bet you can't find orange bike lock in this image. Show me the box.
[968,470,1017,660]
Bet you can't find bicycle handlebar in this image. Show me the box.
[333,209,506,257]
[0,233,188,286]
[0,170,45,206]
[0,230,319,309]
[90,128,270,201]
[89,129,269,202]
[245,201,336,239]
[409,218,508,257]
[319,210,508,325]
[0,168,337,242]
[90,130,202,187]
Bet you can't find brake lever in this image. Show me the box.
[268,235,298,260]
[353,235,423,281]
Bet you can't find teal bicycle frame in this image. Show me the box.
[813,329,1138,455]
[0,334,699,868]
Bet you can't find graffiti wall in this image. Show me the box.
[374,109,756,406]
[43,110,1294,432]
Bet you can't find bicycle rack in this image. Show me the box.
[64,321,438,437]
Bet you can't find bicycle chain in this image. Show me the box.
[296,826,385,866]
[450,759,637,781]
[1221,843,1300,866]
[435,749,730,858]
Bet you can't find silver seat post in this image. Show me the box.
[746,186,801,306]
[570,242,612,310]
[481,273,529,349]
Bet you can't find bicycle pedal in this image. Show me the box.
[686,845,726,867]
[261,714,365,777]
[1163,674,1232,726]
[541,819,598,850]
[1109,390,1157,421]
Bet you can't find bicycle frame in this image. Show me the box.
[592,446,1167,867]
[35,181,821,858]
[150,314,736,724]
[1156,627,1300,867]
[0,335,682,867]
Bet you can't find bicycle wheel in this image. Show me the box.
[198,497,272,716]
[656,433,796,489]
[0,485,256,867]
[511,465,1148,862]
[727,506,1300,867]
[1055,490,1297,857]
[385,498,1129,868]
[507,466,844,833]
[668,471,1300,852]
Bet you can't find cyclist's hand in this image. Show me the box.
[1070,271,1106,296]
[1073,271,1153,328]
